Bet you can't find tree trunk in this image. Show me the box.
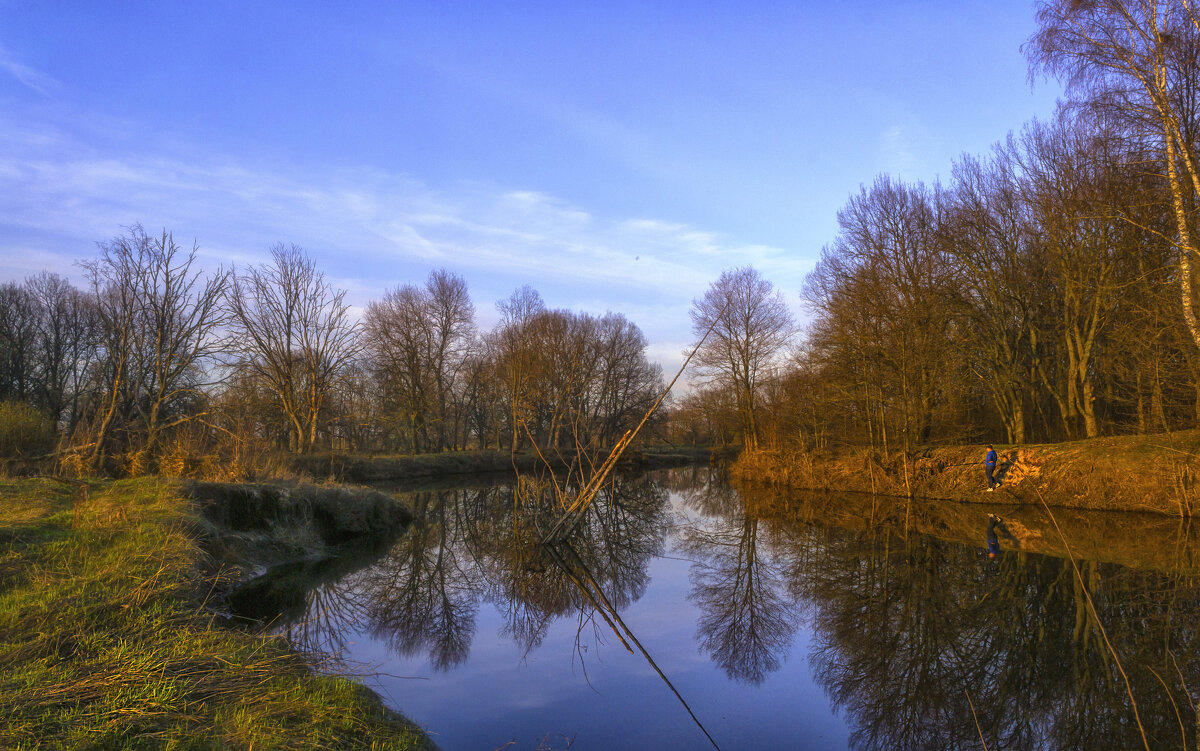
[1081,379,1099,439]
[1136,369,1147,434]
[1165,122,1200,353]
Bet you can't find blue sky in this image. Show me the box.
[0,1,1060,373]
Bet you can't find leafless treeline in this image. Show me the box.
[676,1,1200,451]
[0,229,663,476]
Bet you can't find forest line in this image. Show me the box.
[0,231,674,476]
[679,1,1200,454]
[5,2,1200,476]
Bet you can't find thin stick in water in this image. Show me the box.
[964,688,989,751]
[1035,488,1150,751]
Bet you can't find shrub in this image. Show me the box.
[0,400,53,461]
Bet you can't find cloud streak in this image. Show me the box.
[0,44,57,96]
[0,114,799,378]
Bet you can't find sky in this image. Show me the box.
[0,1,1062,376]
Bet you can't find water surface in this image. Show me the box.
[248,467,1200,750]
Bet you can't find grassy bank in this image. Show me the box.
[0,477,432,750]
[733,430,1200,515]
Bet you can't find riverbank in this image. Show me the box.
[188,480,413,580]
[293,445,713,483]
[0,477,433,749]
[732,430,1200,515]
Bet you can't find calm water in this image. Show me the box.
[237,467,1200,750]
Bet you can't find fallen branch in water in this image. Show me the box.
[540,298,728,544]
[963,688,989,751]
[1145,664,1187,751]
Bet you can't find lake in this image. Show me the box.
[234,466,1200,750]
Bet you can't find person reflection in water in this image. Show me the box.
[986,513,1008,558]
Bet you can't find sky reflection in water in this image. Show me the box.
[249,467,1199,751]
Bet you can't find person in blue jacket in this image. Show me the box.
[985,444,999,491]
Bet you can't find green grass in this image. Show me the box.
[0,477,431,750]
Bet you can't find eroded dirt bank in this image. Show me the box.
[186,481,414,583]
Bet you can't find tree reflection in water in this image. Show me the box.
[276,473,669,672]
[734,488,1200,751]
[260,468,1199,750]
[676,470,800,685]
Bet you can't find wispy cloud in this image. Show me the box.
[0,44,57,96]
[0,115,796,377]
[876,116,937,182]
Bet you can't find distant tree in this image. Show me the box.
[494,285,546,451]
[690,267,794,449]
[423,270,475,450]
[521,308,596,449]
[460,342,502,450]
[364,284,437,452]
[363,270,475,453]
[0,282,40,403]
[590,313,662,446]
[228,243,359,453]
[1018,113,1143,438]
[25,272,97,437]
[942,148,1039,444]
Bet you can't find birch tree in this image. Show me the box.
[1029,0,1200,349]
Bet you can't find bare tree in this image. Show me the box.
[424,270,475,450]
[364,284,436,452]
[80,251,136,469]
[26,272,98,438]
[943,148,1039,444]
[1018,114,1141,438]
[591,313,662,446]
[133,231,228,453]
[0,282,40,403]
[228,243,360,453]
[460,342,501,449]
[79,226,229,469]
[1029,0,1200,349]
[494,285,546,451]
[828,177,962,447]
[690,267,794,449]
[362,270,475,453]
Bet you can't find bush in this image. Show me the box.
[0,400,53,461]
